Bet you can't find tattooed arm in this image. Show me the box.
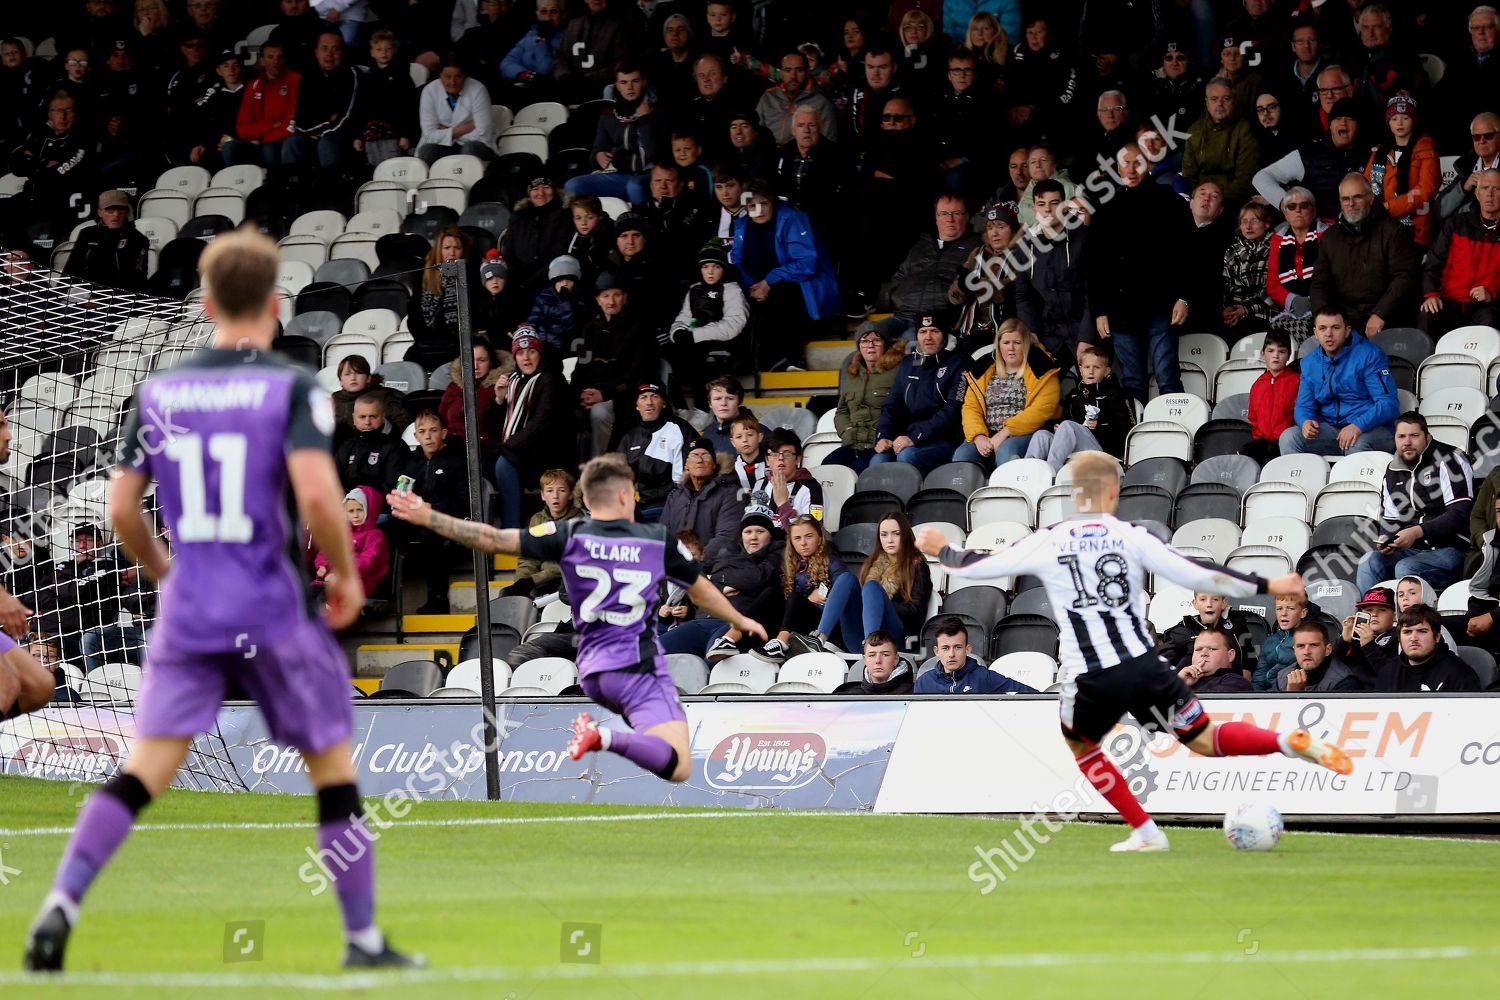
[387,490,521,555]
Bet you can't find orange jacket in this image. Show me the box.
[1364,134,1439,247]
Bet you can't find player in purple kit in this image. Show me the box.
[0,404,57,723]
[389,453,768,780]
[25,232,421,972]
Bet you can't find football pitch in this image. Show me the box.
[0,775,1497,998]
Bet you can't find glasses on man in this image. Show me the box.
[1283,201,1314,211]
[1098,104,1125,114]
[948,66,974,74]
[936,210,966,219]
[1316,86,1351,96]
[65,58,89,67]
[1256,102,1279,114]
[1473,131,1499,143]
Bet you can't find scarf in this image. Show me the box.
[501,370,541,443]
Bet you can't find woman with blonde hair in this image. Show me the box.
[898,9,946,90]
[962,9,1010,92]
[954,317,1060,467]
[751,516,850,662]
[405,226,476,371]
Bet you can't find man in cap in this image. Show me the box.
[63,190,149,291]
[499,174,573,293]
[1335,586,1401,688]
[618,382,696,519]
[1145,38,1205,132]
[871,311,965,476]
[572,271,658,455]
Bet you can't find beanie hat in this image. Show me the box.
[479,248,508,282]
[548,254,582,282]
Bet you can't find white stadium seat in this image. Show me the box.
[133,216,178,251]
[1419,386,1488,427]
[345,209,404,237]
[1125,421,1192,465]
[496,127,549,160]
[291,210,347,239]
[1225,544,1293,577]
[505,657,578,695]
[137,189,193,228]
[707,654,777,693]
[776,653,846,693]
[809,464,856,531]
[373,156,428,188]
[156,165,212,197]
[1213,358,1263,401]
[1239,516,1310,561]
[1436,325,1500,367]
[1313,480,1381,523]
[278,234,329,269]
[1171,518,1241,563]
[1425,415,1469,450]
[513,101,569,133]
[1418,353,1487,396]
[1328,452,1393,487]
[1141,393,1210,433]
[356,180,412,216]
[415,178,467,214]
[193,187,246,224]
[210,163,266,194]
[275,259,315,295]
[1261,453,1329,494]
[427,154,487,191]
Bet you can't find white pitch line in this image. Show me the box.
[0,944,1493,991]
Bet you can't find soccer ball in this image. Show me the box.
[1222,802,1284,852]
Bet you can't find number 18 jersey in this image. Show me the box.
[521,518,704,678]
[117,349,335,654]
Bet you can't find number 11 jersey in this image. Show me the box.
[521,518,704,678]
[117,349,335,654]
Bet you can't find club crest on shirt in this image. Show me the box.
[529,521,558,537]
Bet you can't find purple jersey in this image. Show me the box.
[521,518,702,678]
[117,349,335,654]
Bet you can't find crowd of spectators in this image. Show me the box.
[5,2,1500,687]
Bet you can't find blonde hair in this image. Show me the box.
[993,318,1038,370]
[200,229,279,321]
[967,12,1008,64]
[1066,451,1120,511]
[899,9,934,43]
[782,518,832,597]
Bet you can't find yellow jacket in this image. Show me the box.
[961,344,1061,442]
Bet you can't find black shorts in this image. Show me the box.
[1059,651,1210,746]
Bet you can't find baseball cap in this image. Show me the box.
[97,190,131,212]
[637,381,666,398]
[1356,587,1395,610]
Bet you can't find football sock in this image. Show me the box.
[1212,722,1284,757]
[602,728,677,777]
[53,773,151,905]
[316,784,377,936]
[1075,746,1151,828]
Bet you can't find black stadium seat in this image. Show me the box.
[374,660,442,698]
[283,310,343,346]
[271,335,321,368]
[179,215,233,241]
[906,488,967,528]
[837,491,900,528]
[833,522,877,562]
[402,206,460,242]
[938,586,1009,634]
[1193,419,1254,462]
[1116,485,1173,523]
[458,202,512,241]
[295,281,353,320]
[376,232,432,268]
[353,278,411,316]
[922,461,987,496]
[990,613,1060,660]
[856,463,923,505]
[1121,457,1188,499]
[158,236,207,273]
[1171,482,1242,528]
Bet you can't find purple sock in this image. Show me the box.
[606,728,676,776]
[54,792,137,904]
[317,818,376,932]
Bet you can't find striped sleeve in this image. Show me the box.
[938,531,1054,580]
[1131,526,1267,598]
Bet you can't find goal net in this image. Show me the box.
[0,252,246,792]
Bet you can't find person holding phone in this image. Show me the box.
[1335,586,1400,689]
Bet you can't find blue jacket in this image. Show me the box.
[527,286,585,350]
[1293,332,1398,433]
[876,349,966,446]
[914,656,1038,695]
[501,26,563,81]
[730,203,840,322]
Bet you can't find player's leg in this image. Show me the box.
[301,742,424,968]
[1183,722,1352,775]
[1061,661,1169,852]
[24,737,190,971]
[571,663,691,782]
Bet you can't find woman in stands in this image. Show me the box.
[964,11,1009,94]
[825,323,907,473]
[331,355,410,449]
[406,225,479,372]
[1221,202,1276,334]
[711,515,849,663]
[808,512,932,654]
[954,318,1060,468]
[1265,186,1329,350]
[951,203,1021,353]
[438,335,510,477]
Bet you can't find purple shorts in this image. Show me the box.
[135,618,353,753]
[0,631,15,654]
[581,657,687,733]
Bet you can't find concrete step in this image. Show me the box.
[759,369,839,392]
[449,578,508,611]
[807,340,855,372]
[355,642,459,678]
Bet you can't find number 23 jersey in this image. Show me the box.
[521,517,704,678]
[117,349,335,654]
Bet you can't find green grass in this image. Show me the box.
[1,774,1497,998]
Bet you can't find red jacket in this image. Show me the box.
[1424,210,1500,305]
[1265,219,1329,309]
[236,70,301,144]
[1249,369,1299,442]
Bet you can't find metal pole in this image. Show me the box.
[446,260,501,800]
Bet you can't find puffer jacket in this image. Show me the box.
[1423,209,1500,306]
[1292,331,1398,435]
[833,660,916,695]
[315,485,390,596]
[914,655,1039,695]
[834,343,907,450]
[1309,204,1422,329]
[439,354,512,453]
[1365,134,1440,247]
[960,343,1061,442]
[499,198,574,292]
[703,537,784,617]
[876,347,966,447]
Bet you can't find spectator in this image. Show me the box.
[1246,328,1299,465]
[500,0,565,92]
[667,242,748,408]
[844,43,902,163]
[990,146,1031,208]
[847,95,932,312]
[1395,575,1433,614]
[1011,183,1090,363]
[526,254,587,352]
[961,10,1011,95]
[894,8,946,95]
[720,110,775,185]
[415,62,492,165]
[1278,19,1326,134]
[314,485,389,601]
[1006,15,1077,143]
[956,317,1060,468]
[456,0,530,92]
[833,630,915,695]
[632,163,711,279]
[1084,90,1134,174]
[1087,143,1193,404]
[331,354,409,449]
[1015,144,1075,231]
[395,410,469,613]
[504,468,582,600]
[1143,38,1204,136]
[646,14,696,110]
[499,175,572,295]
[660,435,741,557]
[872,313,966,476]
[826,324,907,473]
[312,0,369,45]
[1183,181,1233,329]
[749,514,850,663]
[491,329,571,529]
[687,505,786,661]
[1431,6,1500,151]
[605,212,675,341]
[176,48,246,170]
[669,131,717,217]
[163,30,217,153]
[810,512,933,653]
[1465,491,1500,654]
[677,54,743,161]
[699,0,749,60]
[44,526,123,665]
[1357,412,1475,593]
[564,60,663,205]
[269,0,326,70]
[553,0,642,102]
[79,552,154,675]
[1335,586,1401,688]
[1374,605,1481,692]
[951,202,1021,353]
[1250,92,1296,164]
[572,271,657,455]
[63,190,148,292]
[1276,621,1360,692]
[283,29,360,173]
[619,381,694,518]
[1310,173,1421,338]
[1436,112,1500,218]
[561,194,615,288]
[773,106,843,236]
[730,182,840,372]
[700,376,749,454]
[439,337,510,466]
[223,40,300,169]
[1221,202,1275,334]
[868,194,979,343]
[1181,77,1260,207]
[1178,627,1253,692]
[1281,307,1397,457]
[1025,344,1133,471]
[1365,92,1439,248]
[751,428,824,531]
[335,393,406,494]
[755,48,837,147]
[1216,31,1266,112]
[6,90,94,239]
[1161,591,1256,667]
[1255,94,1366,215]
[1349,3,1423,110]
[1266,186,1329,349]
[932,49,998,205]
[474,251,525,343]
[914,616,1039,695]
[1254,593,1319,691]
[1420,170,1500,337]
[407,226,477,370]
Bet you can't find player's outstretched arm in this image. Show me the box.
[288,449,363,629]
[108,468,170,582]
[916,526,1044,580]
[686,576,768,643]
[387,489,521,555]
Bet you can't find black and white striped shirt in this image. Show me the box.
[940,514,1269,682]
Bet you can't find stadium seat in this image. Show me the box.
[284,310,343,346]
[1176,360,1209,402]
[598,195,630,220]
[1035,485,1076,527]
[343,308,400,343]
[1228,332,1266,360]
[815,409,838,433]
[993,651,1057,690]
[210,163,265,194]
[1425,415,1469,450]
[1191,455,1259,494]
[1172,482,1242,526]
[664,654,709,695]
[966,485,1033,530]
[757,404,817,440]
[445,658,513,694]
[377,660,443,698]
[1178,332,1227,377]
[20,372,79,412]
[329,232,381,270]
[1115,485,1171,523]
[279,233,330,269]
[939,586,1008,634]
[373,156,429,188]
[489,595,540,634]
[276,259,315,295]
[415,178,468,214]
[179,214,235,241]
[1148,584,1195,634]
[77,663,142,703]
[809,464,856,532]
[458,201,512,241]
[921,615,987,656]
[428,154,488,191]
[159,235,208,273]
[1210,392,1250,422]
[275,336,322,369]
[78,370,135,405]
[990,613,1059,659]
[1305,579,1359,622]
[352,277,411,316]
[801,432,840,469]
[381,331,415,364]
[506,657,579,696]
[986,458,1052,514]
[1007,588,1053,618]
[1385,355,1417,394]
[490,103,515,133]
[0,172,25,197]
[1418,353,1487,396]
[323,334,379,372]
[856,462,923,506]
[156,165,212,197]
[514,101,569,133]
[1141,392,1210,433]
[1125,421,1192,465]
[777,653,846,693]
[1419,386,1488,427]
[1261,453,1329,494]
[1170,518,1241,562]
[1120,456,1188,497]
[922,461,987,496]
[906,487,968,529]
[833,522,877,563]
[291,209,347,240]
[497,127,550,160]
[707,654,777,693]
[547,146,592,181]
[1456,646,1496,690]
[1212,358,1263,401]
[193,188,246,224]
[428,366,454,391]
[1328,452,1393,487]
[1312,481,1381,522]
[1225,544,1293,577]
[131,216,179,254]
[1372,327,1432,364]
[296,281,353,319]
[315,258,371,288]
[1242,480,1312,523]
[1437,325,1500,366]
[1192,419,1253,461]
[345,209,404,238]
[356,180,412,216]
[370,361,422,395]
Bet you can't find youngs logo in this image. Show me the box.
[706,732,826,790]
[3,731,129,781]
[1068,524,1108,539]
